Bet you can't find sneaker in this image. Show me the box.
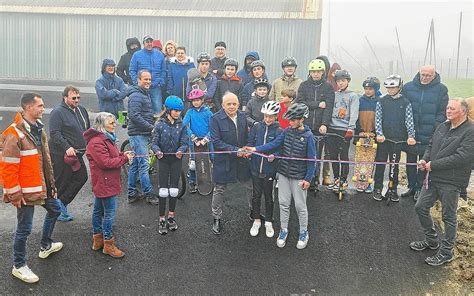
[296,230,309,250]
[425,252,454,266]
[265,222,274,238]
[356,187,364,193]
[364,184,374,194]
[327,178,339,190]
[189,184,198,194]
[168,217,178,231]
[57,212,73,222]
[250,221,261,237]
[158,219,168,235]
[127,192,141,204]
[38,242,63,259]
[276,229,288,248]
[373,189,383,201]
[409,240,439,251]
[12,265,39,283]
[389,190,400,202]
[145,193,159,206]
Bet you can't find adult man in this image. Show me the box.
[117,37,141,85]
[127,70,159,205]
[210,41,228,80]
[401,65,449,200]
[411,98,474,266]
[129,35,166,114]
[270,57,303,102]
[1,93,63,283]
[237,51,260,85]
[210,92,252,234]
[95,58,128,118]
[186,52,217,105]
[49,85,90,221]
[241,60,270,108]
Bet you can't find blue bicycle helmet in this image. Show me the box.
[164,96,184,111]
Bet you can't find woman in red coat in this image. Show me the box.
[84,112,133,258]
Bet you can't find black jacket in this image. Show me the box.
[423,119,474,188]
[117,38,141,85]
[127,86,155,136]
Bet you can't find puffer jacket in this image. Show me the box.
[236,51,260,85]
[167,57,196,100]
[117,37,141,85]
[245,95,270,127]
[1,113,55,205]
[129,48,166,88]
[151,116,189,154]
[127,86,155,136]
[95,58,128,116]
[240,76,271,107]
[270,75,303,102]
[247,121,282,177]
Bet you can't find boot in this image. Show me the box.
[92,233,104,251]
[103,238,125,258]
[212,219,221,235]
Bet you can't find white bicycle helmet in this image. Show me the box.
[260,101,281,115]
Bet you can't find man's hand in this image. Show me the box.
[65,147,76,157]
[243,146,256,152]
[319,125,327,134]
[417,160,427,170]
[176,151,183,159]
[407,137,416,145]
[11,198,26,209]
[200,137,209,145]
[425,161,432,172]
[124,151,134,161]
[155,151,164,159]
[268,154,275,162]
[300,180,310,190]
[376,135,385,143]
[318,101,326,109]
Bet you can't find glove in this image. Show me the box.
[344,130,353,142]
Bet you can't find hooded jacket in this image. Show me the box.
[95,58,128,116]
[182,105,213,138]
[129,48,166,88]
[127,85,155,136]
[117,37,141,85]
[166,56,196,100]
[236,51,260,85]
[84,128,128,198]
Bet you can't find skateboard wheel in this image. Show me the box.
[351,176,357,182]
[372,143,378,149]
[338,191,343,201]
[356,141,361,147]
[368,178,373,184]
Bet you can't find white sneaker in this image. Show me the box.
[38,242,63,259]
[276,229,288,248]
[265,222,274,238]
[12,265,39,283]
[249,221,261,237]
[296,230,309,249]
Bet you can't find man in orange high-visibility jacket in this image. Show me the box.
[0,93,64,284]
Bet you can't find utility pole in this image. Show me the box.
[456,12,462,78]
[466,58,469,79]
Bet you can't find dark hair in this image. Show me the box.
[138,69,151,79]
[62,85,80,98]
[176,46,186,53]
[21,92,42,109]
[281,88,296,99]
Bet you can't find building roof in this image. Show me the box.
[0,0,322,19]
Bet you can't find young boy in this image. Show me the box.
[183,89,213,193]
[326,69,359,192]
[245,78,271,127]
[245,103,316,249]
[373,75,416,202]
[213,58,243,110]
[246,101,283,238]
[355,76,381,193]
[277,88,296,129]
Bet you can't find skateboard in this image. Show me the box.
[352,133,377,192]
[194,142,213,195]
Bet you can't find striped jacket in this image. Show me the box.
[0,113,56,205]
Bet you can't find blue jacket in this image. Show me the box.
[166,57,196,100]
[210,109,251,184]
[95,59,128,116]
[247,121,283,177]
[129,48,166,88]
[402,72,449,153]
[127,86,155,136]
[182,106,213,138]
[236,51,260,85]
[151,116,188,154]
[240,75,271,106]
[186,72,218,102]
[355,94,379,134]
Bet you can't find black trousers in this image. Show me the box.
[374,141,403,190]
[158,156,182,216]
[250,174,274,222]
[326,128,350,181]
[51,153,88,206]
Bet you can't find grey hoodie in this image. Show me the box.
[329,89,360,131]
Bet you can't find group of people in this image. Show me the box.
[1,34,473,284]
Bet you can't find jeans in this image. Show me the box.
[92,196,117,240]
[13,198,61,268]
[415,182,460,256]
[406,152,426,191]
[127,135,153,196]
[150,87,163,114]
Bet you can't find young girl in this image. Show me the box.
[151,96,189,235]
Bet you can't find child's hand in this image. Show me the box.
[155,151,164,159]
[319,125,327,134]
[407,138,416,145]
[176,151,183,159]
[318,101,326,109]
[376,135,385,143]
[268,154,275,162]
[344,130,353,142]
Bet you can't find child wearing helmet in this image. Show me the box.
[151,96,189,234]
[185,52,218,107]
[245,103,316,249]
[372,75,416,202]
[246,101,283,238]
[183,89,214,193]
[269,57,302,102]
[213,58,244,111]
[245,78,271,127]
[241,60,271,108]
[326,69,359,192]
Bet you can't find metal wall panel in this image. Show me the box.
[0,13,321,82]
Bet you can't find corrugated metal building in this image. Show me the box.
[0,0,322,81]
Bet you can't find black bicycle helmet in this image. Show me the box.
[197,52,211,63]
[283,103,309,120]
[224,58,239,70]
[362,76,380,90]
[281,57,297,68]
[253,77,270,89]
[334,69,351,82]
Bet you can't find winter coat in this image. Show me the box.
[95,59,128,116]
[375,94,415,141]
[247,121,282,177]
[127,86,155,136]
[210,56,228,79]
[117,37,141,85]
[1,113,56,205]
[356,95,379,134]
[423,119,474,188]
[213,75,244,110]
[329,89,359,131]
[84,128,128,198]
[270,75,303,102]
[151,116,189,154]
[236,51,260,85]
[166,57,196,100]
[241,77,271,107]
[245,95,270,127]
[402,72,449,154]
[256,125,316,182]
[129,48,166,88]
[182,106,213,138]
[49,101,90,156]
[296,78,335,131]
[186,71,218,102]
[210,109,251,184]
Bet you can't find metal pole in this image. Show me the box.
[340,46,371,75]
[327,0,331,59]
[365,36,386,76]
[423,20,432,64]
[456,12,463,78]
[466,58,469,79]
[395,27,406,76]
[432,19,436,68]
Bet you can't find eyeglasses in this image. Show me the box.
[71,96,80,100]
[420,74,434,78]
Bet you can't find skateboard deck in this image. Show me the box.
[352,133,377,191]
[194,142,213,195]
